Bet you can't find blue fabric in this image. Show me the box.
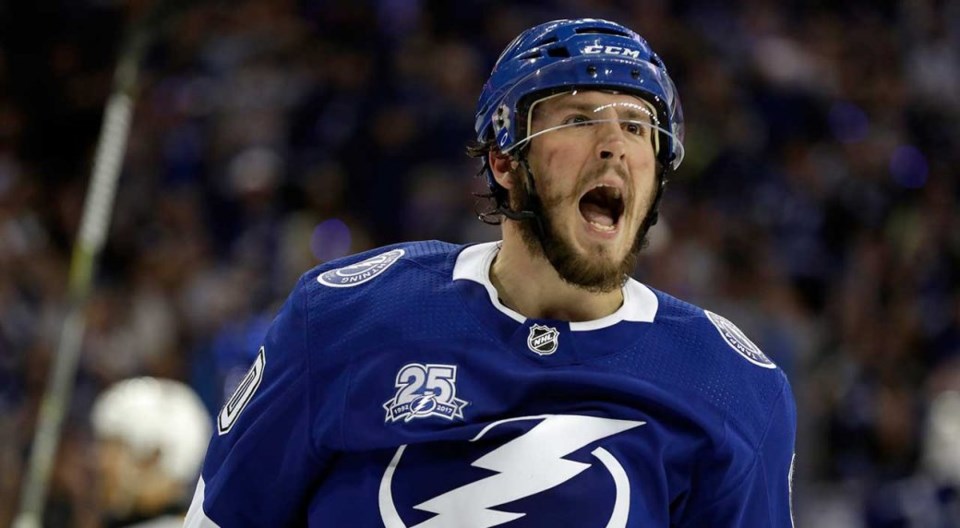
[195,241,796,527]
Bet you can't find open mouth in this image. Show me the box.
[578,184,625,232]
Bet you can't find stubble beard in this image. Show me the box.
[508,168,653,293]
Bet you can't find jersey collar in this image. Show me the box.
[452,241,659,331]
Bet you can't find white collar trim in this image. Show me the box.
[452,242,659,330]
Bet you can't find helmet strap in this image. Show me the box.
[496,152,549,252]
[641,164,669,232]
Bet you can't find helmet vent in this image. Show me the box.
[546,47,570,58]
[574,27,630,36]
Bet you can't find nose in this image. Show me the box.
[595,121,627,161]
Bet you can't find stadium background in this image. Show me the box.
[1,0,958,526]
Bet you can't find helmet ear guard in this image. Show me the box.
[474,18,685,194]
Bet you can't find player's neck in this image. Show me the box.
[490,232,623,322]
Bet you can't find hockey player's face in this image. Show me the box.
[96,438,138,517]
[514,91,659,292]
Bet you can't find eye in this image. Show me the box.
[623,121,646,137]
[563,114,592,127]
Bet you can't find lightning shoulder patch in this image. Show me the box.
[704,310,776,369]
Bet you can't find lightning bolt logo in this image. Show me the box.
[380,414,644,528]
[405,392,438,422]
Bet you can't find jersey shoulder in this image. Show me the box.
[307,240,459,285]
[299,239,461,300]
[652,289,780,370]
[291,240,468,352]
[642,287,793,446]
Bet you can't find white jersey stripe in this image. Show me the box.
[183,477,221,528]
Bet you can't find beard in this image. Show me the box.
[508,166,654,293]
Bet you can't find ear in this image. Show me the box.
[488,150,520,189]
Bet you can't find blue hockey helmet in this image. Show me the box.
[475,18,685,187]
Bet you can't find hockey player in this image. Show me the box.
[92,377,210,527]
[187,18,796,527]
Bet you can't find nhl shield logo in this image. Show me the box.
[527,324,560,356]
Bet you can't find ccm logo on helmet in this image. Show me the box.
[583,45,641,58]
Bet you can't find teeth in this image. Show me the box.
[589,221,616,232]
[591,183,622,200]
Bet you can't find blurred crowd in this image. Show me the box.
[1,0,958,526]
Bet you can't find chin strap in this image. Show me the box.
[641,164,670,232]
[496,154,549,247]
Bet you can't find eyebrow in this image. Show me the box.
[553,101,595,113]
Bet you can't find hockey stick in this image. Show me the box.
[14,2,198,526]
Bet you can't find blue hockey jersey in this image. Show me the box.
[185,241,797,527]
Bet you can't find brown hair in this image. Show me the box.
[465,137,509,225]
